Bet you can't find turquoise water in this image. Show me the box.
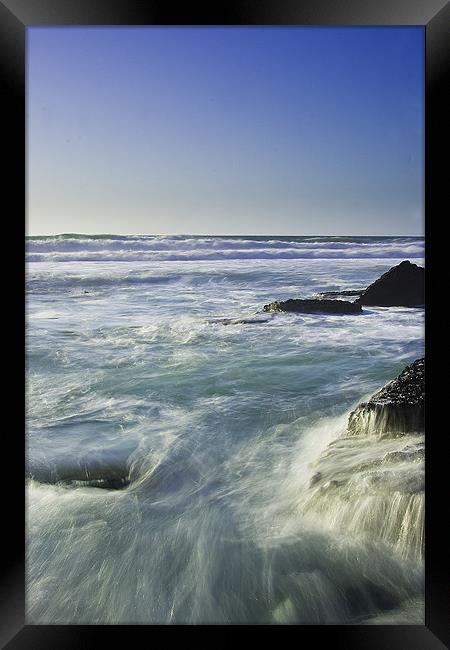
[26,235,425,624]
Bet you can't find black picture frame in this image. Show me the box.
[2,0,448,647]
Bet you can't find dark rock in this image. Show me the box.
[347,358,424,436]
[27,450,131,486]
[356,261,424,307]
[208,318,269,325]
[318,289,364,297]
[263,298,362,315]
[79,477,129,489]
[64,477,129,490]
[309,472,322,486]
[28,474,130,490]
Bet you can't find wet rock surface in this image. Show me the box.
[318,289,364,297]
[303,360,425,561]
[28,474,130,490]
[356,261,424,307]
[208,318,270,325]
[27,447,133,490]
[347,358,424,436]
[263,298,362,315]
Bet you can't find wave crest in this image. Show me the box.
[26,235,424,262]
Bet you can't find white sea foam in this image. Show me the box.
[26,234,425,624]
[26,234,424,262]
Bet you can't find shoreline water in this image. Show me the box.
[26,235,424,624]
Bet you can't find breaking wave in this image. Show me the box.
[26,234,424,262]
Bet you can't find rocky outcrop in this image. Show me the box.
[356,261,424,307]
[27,451,131,489]
[347,358,424,437]
[318,290,364,298]
[208,318,269,325]
[28,473,130,490]
[302,358,425,561]
[263,298,362,315]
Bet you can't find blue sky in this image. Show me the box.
[27,27,424,236]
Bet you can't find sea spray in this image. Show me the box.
[26,235,425,623]
[27,411,423,624]
[300,434,424,562]
[300,360,424,563]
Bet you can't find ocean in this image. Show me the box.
[26,234,425,624]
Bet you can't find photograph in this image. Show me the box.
[25,25,425,626]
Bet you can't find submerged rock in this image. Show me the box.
[302,359,425,562]
[263,298,362,315]
[27,450,132,489]
[65,477,129,490]
[208,318,270,325]
[28,474,130,490]
[356,261,424,307]
[347,358,424,437]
